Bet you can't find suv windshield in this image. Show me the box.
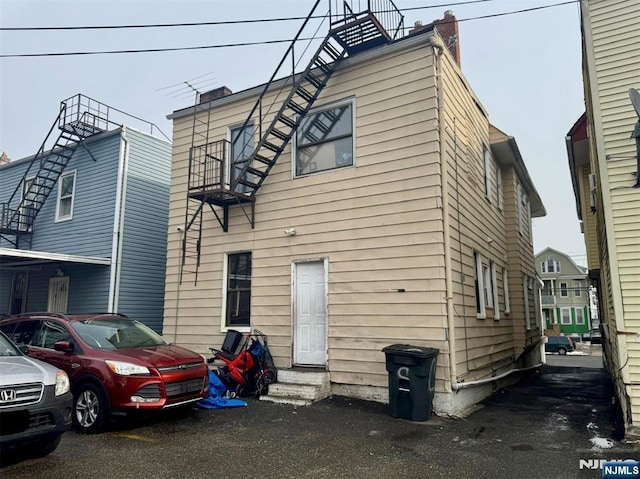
[0,332,22,356]
[70,319,168,350]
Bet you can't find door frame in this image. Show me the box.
[47,276,70,313]
[291,257,328,367]
[8,271,29,315]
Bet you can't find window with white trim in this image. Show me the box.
[502,268,510,314]
[294,99,353,177]
[224,252,252,327]
[561,307,572,325]
[575,307,585,325]
[574,282,582,297]
[496,167,503,210]
[474,251,486,319]
[541,259,560,274]
[524,275,531,330]
[483,146,491,202]
[560,282,568,297]
[491,263,500,320]
[229,122,255,194]
[55,171,76,222]
[483,262,493,309]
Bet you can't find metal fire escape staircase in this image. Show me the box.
[0,95,108,248]
[181,0,404,282]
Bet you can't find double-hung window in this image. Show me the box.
[56,171,76,222]
[575,307,585,325]
[560,308,572,325]
[474,251,486,319]
[483,146,491,202]
[560,282,568,297]
[295,100,353,177]
[224,252,252,327]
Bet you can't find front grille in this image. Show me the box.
[0,383,44,408]
[165,379,203,398]
[157,362,203,373]
[29,412,54,429]
[135,384,161,399]
[0,411,53,436]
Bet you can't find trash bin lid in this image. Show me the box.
[382,344,439,358]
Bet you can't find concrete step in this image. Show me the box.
[259,395,313,407]
[268,382,329,401]
[277,369,329,386]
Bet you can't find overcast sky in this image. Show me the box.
[0,0,586,264]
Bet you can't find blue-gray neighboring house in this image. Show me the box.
[0,94,171,332]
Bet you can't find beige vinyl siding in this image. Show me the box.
[165,40,450,390]
[579,166,599,270]
[439,52,517,380]
[587,0,640,423]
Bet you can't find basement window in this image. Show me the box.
[294,99,353,177]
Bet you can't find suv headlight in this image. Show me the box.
[55,369,70,396]
[105,360,150,376]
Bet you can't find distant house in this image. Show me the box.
[535,247,590,337]
[566,0,640,436]
[0,95,171,332]
[164,3,545,415]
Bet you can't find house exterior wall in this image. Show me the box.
[165,31,544,415]
[578,166,599,271]
[165,36,449,391]
[581,0,640,431]
[116,128,172,332]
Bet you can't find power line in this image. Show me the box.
[0,1,578,59]
[0,0,499,31]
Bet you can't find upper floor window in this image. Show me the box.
[516,181,531,240]
[483,146,491,202]
[496,167,503,210]
[560,282,568,297]
[224,252,252,328]
[502,268,510,314]
[474,251,486,319]
[574,281,582,297]
[541,259,560,274]
[56,171,76,222]
[229,122,255,194]
[294,100,353,177]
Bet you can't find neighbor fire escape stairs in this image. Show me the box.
[0,96,104,248]
[180,0,404,283]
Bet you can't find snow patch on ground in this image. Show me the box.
[590,436,614,449]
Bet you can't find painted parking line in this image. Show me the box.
[108,433,161,443]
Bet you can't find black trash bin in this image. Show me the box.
[382,344,439,421]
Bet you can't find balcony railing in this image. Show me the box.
[541,295,556,307]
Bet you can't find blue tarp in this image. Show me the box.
[197,370,247,409]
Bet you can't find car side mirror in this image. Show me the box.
[54,341,74,353]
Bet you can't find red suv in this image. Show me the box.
[0,313,208,433]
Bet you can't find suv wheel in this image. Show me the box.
[558,347,567,355]
[74,383,107,433]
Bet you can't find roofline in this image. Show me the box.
[167,28,488,121]
[534,246,586,274]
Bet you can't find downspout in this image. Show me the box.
[428,35,457,390]
[108,127,129,312]
[452,362,542,391]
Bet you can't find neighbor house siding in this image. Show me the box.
[116,129,172,332]
[579,166,599,271]
[584,0,640,425]
[16,133,121,257]
[164,40,450,391]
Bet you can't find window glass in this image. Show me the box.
[6,320,41,345]
[226,252,252,326]
[296,103,353,176]
[71,319,167,350]
[230,122,254,194]
[34,320,71,349]
[574,282,582,297]
[575,308,585,324]
[561,308,572,325]
[560,282,568,297]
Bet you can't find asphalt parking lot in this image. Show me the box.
[2,354,636,479]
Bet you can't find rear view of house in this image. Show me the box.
[164,1,545,415]
[0,95,171,332]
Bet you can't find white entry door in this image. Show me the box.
[48,277,69,313]
[294,261,327,366]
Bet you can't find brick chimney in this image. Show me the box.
[199,86,233,104]
[433,10,460,66]
[0,152,10,166]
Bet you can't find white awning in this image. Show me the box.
[0,247,111,268]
